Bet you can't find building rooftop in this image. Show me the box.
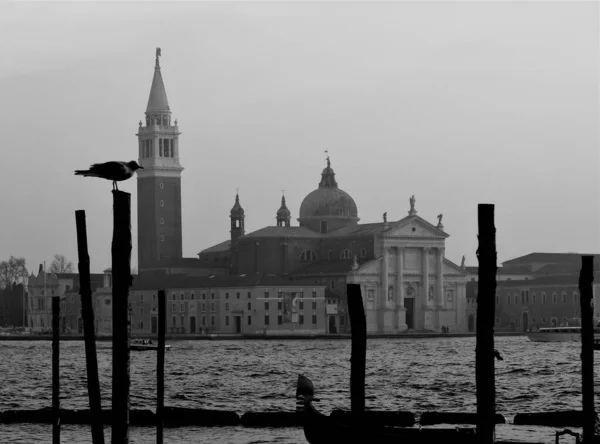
[131,272,327,291]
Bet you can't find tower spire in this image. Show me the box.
[146,48,170,114]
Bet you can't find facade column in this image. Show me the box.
[421,247,430,330]
[395,247,407,331]
[436,247,444,330]
[396,247,404,308]
[380,248,389,332]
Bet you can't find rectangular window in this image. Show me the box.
[247,302,251,310]
[170,139,175,157]
[172,303,176,312]
[140,294,144,302]
[265,301,269,310]
[172,316,176,326]
[247,316,252,325]
[159,138,163,157]
[202,316,206,326]
[312,299,317,310]
[140,321,144,330]
[236,292,240,299]
[140,307,144,315]
[299,314,304,325]
[164,141,170,158]
[225,316,229,326]
[299,300,304,310]
[562,294,567,304]
[225,292,229,299]
[265,315,270,325]
[191,293,195,300]
[201,302,206,312]
[180,293,184,301]
[278,315,283,325]
[211,315,215,326]
[211,302,215,312]
[180,303,184,312]
[247,292,252,299]
[225,303,229,310]
[312,314,317,324]
[278,300,282,310]
[180,316,184,327]
[211,293,215,299]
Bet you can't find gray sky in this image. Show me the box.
[1,1,598,274]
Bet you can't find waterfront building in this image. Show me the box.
[465,253,600,332]
[27,264,103,332]
[124,272,330,336]
[0,283,27,327]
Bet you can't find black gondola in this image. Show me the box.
[297,375,478,444]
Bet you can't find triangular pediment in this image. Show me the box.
[383,215,448,238]
[353,257,381,275]
[351,256,466,277]
[443,258,467,275]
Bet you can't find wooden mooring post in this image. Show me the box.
[52,295,60,444]
[476,204,497,444]
[112,190,132,444]
[76,210,105,444]
[579,256,595,444]
[156,289,166,444]
[347,283,366,416]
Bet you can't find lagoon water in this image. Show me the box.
[0,336,595,443]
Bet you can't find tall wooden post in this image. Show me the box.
[111,190,132,444]
[52,296,60,444]
[76,210,105,444]
[579,256,595,444]
[156,289,166,444]
[476,204,497,444]
[347,283,366,416]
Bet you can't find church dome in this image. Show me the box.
[298,158,359,223]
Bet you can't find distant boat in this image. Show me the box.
[130,339,171,351]
[526,327,600,343]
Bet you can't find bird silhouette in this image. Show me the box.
[75,161,143,191]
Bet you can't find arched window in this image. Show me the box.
[300,250,316,262]
[340,249,352,259]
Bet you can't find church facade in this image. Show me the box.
[200,158,469,333]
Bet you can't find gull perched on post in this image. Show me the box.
[74,161,144,191]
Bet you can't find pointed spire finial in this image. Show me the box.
[155,47,162,68]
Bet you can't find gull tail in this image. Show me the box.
[74,170,99,177]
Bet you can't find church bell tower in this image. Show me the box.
[136,48,184,271]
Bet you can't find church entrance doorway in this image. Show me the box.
[405,299,414,329]
[190,316,196,334]
[235,316,242,334]
[468,315,475,332]
[328,316,337,334]
[522,313,529,332]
